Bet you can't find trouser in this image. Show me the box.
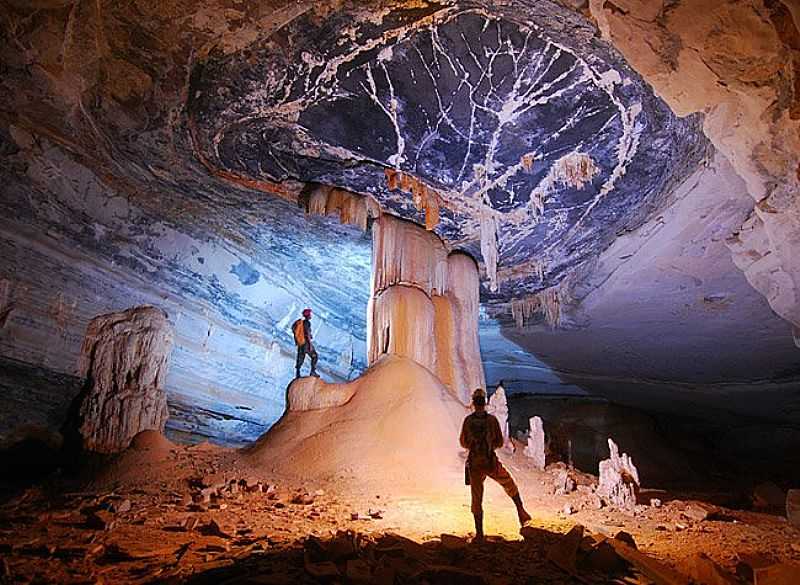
[295,343,318,372]
[469,458,520,515]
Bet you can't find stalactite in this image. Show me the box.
[528,152,600,220]
[538,287,561,328]
[371,214,448,298]
[553,152,599,190]
[521,153,535,171]
[368,285,436,371]
[510,296,541,329]
[384,168,441,231]
[509,283,563,329]
[480,204,500,292]
[304,184,378,231]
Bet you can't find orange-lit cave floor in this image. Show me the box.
[1,434,799,585]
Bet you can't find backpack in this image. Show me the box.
[292,319,305,347]
[467,413,496,470]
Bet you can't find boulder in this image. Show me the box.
[75,306,174,454]
[685,553,740,585]
[597,438,640,512]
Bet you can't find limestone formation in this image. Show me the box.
[597,438,641,512]
[368,285,436,374]
[305,184,380,232]
[442,253,486,404]
[368,215,485,402]
[76,306,174,454]
[285,376,356,412]
[370,214,448,299]
[524,416,546,470]
[487,385,510,444]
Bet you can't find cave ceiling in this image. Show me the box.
[189,0,709,301]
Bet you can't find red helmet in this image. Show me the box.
[302,308,312,318]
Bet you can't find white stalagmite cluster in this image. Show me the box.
[597,438,641,512]
[76,306,174,454]
[368,214,485,404]
[306,184,380,231]
[524,415,546,470]
[488,385,510,444]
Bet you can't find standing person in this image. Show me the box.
[292,308,319,379]
[460,388,531,541]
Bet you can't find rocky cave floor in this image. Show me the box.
[1,433,799,585]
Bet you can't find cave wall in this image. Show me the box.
[588,0,800,345]
[0,127,371,447]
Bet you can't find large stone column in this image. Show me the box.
[442,252,486,404]
[75,306,174,453]
[367,215,485,402]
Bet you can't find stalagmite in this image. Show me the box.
[597,438,641,512]
[75,306,174,454]
[488,385,510,444]
[367,215,485,402]
[432,294,456,391]
[524,416,546,470]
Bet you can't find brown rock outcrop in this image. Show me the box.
[76,306,174,453]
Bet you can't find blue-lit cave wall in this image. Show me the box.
[0,128,372,448]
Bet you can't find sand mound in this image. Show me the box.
[244,355,469,493]
[129,429,174,452]
[85,430,178,489]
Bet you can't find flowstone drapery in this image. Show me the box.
[367,214,485,403]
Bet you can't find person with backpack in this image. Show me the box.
[292,308,319,379]
[460,388,531,541]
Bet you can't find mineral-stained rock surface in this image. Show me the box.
[75,306,174,453]
[189,2,708,301]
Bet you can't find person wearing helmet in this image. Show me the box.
[292,308,319,378]
[460,387,531,541]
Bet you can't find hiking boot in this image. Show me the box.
[310,370,320,378]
